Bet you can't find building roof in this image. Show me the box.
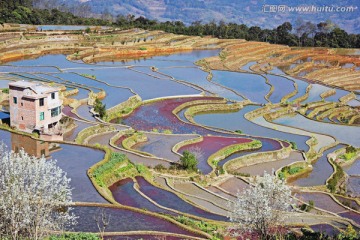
[9,80,59,96]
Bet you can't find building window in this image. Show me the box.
[21,116,23,120]
[51,92,55,99]
[13,97,17,104]
[41,149,46,156]
[39,98,44,107]
[40,112,45,121]
[51,106,61,117]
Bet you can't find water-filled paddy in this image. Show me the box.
[136,176,228,221]
[218,136,283,168]
[178,136,253,174]
[212,71,269,104]
[122,97,222,135]
[0,80,11,88]
[133,133,196,161]
[234,151,305,176]
[338,211,360,225]
[158,67,244,101]
[37,25,109,31]
[0,130,106,203]
[291,144,346,187]
[347,99,360,107]
[12,54,100,69]
[63,119,94,142]
[294,192,347,213]
[273,114,360,147]
[347,176,360,197]
[76,105,96,121]
[343,159,360,176]
[0,65,60,73]
[241,61,256,71]
[302,84,332,104]
[287,77,309,102]
[193,105,310,152]
[325,88,349,102]
[54,72,134,107]
[74,67,200,100]
[218,177,249,194]
[109,178,176,216]
[310,224,340,237]
[95,50,220,68]
[266,74,295,103]
[172,181,230,209]
[71,205,201,237]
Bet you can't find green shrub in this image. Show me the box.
[81,74,96,79]
[180,151,198,171]
[154,164,166,171]
[135,164,148,174]
[346,146,356,154]
[163,129,173,134]
[288,166,302,175]
[289,141,297,150]
[327,161,344,193]
[139,47,147,50]
[176,216,221,238]
[92,152,126,179]
[50,233,100,240]
[94,98,106,119]
[2,88,9,94]
[299,200,314,212]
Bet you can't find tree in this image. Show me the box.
[338,224,358,240]
[94,98,106,119]
[228,172,292,239]
[0,143,76,240]
[180,150,198,171]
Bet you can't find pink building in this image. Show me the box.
[9,81,63,138]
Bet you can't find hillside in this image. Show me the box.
[73,0,360,33]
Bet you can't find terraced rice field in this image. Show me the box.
[0,30,359,237]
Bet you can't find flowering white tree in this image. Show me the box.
[228,172,292,239]
[0,143,76,240]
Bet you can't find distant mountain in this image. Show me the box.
[65,0,360,33]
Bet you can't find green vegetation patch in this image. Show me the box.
[327,160,345,193]
[339,146,358,161]
[81,73,96,79]
[278,165,305,179]
[1,88,9,94]
[180,151,198,172]
[176,216,222,239]
[90,151,151,187]
[50,233,100,240]
[209,140,262,167]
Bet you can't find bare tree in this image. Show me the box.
[228,172,292,240]
[94,209,111,240]
[0,143,76,240]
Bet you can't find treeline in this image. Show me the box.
[1,0,360,49]
[117,16,360,48]
[0,0,110,26]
